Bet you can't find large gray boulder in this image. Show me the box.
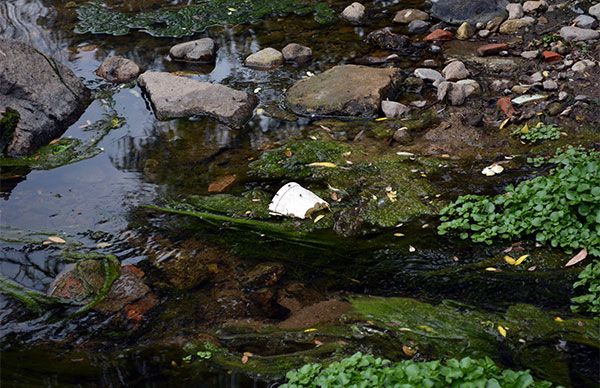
[286,65,402,117]
[431,0,509,25]
[0,39,90,156]
[138,71,257,128]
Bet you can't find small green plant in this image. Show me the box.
[0,107,20,153]
[540,34,560,48]
[282,352,553,387]
[514,123,561,143]
[571,261,600,314]
[438,147,600,256]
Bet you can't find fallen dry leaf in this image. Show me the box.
[208,174,237,193]
[241,355,249,364]
[402,345,416,357]
[565,248,587,267]
[313,214,325,223]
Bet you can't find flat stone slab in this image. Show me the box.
[138,71,257,128]
[286,65,402,117]
[431,0,508,25]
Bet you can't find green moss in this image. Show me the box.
[0,112,124,170]
[0,276,72,313]
[187,191,272,219]
[349,296,599,385]
[76,0,336,38]
[0,107,20,153]
[249,140,351,180]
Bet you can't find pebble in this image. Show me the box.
[588,4,600,19]
[408,20,430,34]
[542,79,558,90]
[411,100,428,108]
[499,17,535,34]
[529,72,543,83]
[382,100,410,118]
[571,59,595,72]
[542,51,561,63]
[414,68,444,85]
[442,60,470,81]
[424,29,453,41]
[341,2,365,23]
[456,22,475,40]
[521,50,539,59]
[523,0,547,13]
[477,43,508,56]
[430,44,442,54]
[282,43,313,63]
[558,91,568,101]
[479,29,491,38]
[245,48,284,69]
[559,26,600,41]
[506,3,524,19]
[393,8,429,23]
[169,38,216,63]
[573,15,598,29]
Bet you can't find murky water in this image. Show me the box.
[1,1,598,386]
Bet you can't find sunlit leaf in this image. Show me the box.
[565,248,588,267]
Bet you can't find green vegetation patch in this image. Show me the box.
[0,107,20,153]
[282,352,553,387]
[76,0,336,38]
[571,261,600,315]
[0,112,124,170]
[514,122,561,143]
[438,147,600,256]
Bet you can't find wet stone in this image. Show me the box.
[393,8,428,24]
[365,28,409,51]
[96,56,140,83]
[286,65,402,117]
[138,71,257,127]
[245,47,284,69]
[408,20,430,34]
[431,0,509,25]
[243,263,285,288]
[282,43,313,63]
[381,100,410,118]
[424,29,453,41]
[456,22,475,40]
[169,38,216,63]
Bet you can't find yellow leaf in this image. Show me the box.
[497,325,507,337]
[417,325,434,332]
[308,162,337,168]
[485,267,500,272]
[514,254,529,265]
[504,256,517,265]
[499,118,510,130]
[375,117,388,121]
[304,328,317,333]
[394,233,405,237]
[313,214,325,223]
[521,123,529,134]
[554,317,564,322]
[402,345,416,357]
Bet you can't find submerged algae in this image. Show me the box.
[76,0,337,38]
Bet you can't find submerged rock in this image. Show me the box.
[169,38,216,63]
[365,28,410,51]
[282,43,313,63]
[0,39,90,156]
[431,0,509,25]
[96,56,141,83]
[407,20,430,34]
[286,65,402,117]
[245,47,284,69]
[138,71,257,127]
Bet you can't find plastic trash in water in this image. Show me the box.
[268,182,329,219]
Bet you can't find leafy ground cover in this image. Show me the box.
[438,147,600,256]
[282,352,553,387]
